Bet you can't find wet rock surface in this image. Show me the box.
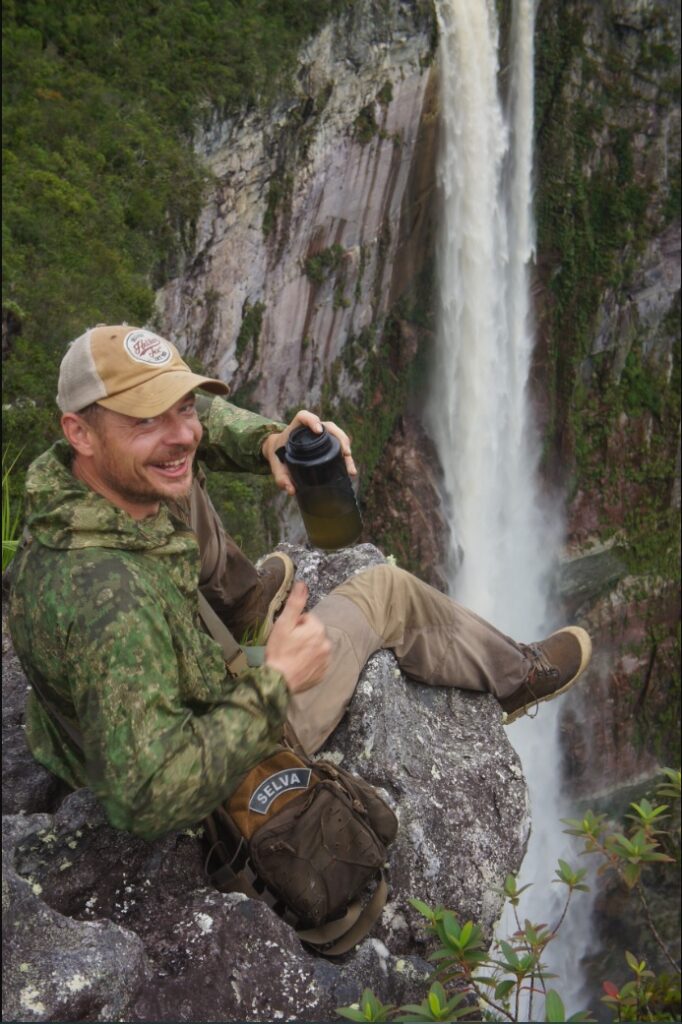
[3,544,529,1022]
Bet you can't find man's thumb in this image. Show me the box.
[278,580,308,622]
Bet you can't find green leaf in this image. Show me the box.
[337,1009,371,1022]
[499,941,520,968]
[409,898,436,922]
[621,861,641,888]
[625,950,643,974]
[495,979,516,1000]
[545,989,566,1022]
[440,911,462,949]
[428,981,446,1013]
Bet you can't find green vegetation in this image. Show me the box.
[2,449,22,572]
[263,174,294,238]
[337,770,681,1023]
[235,301,266,361]
[304,244,346,285]
[533,2,681,754]
[203,472,279,564]
[2,0,355,516]
[354,103,379,144]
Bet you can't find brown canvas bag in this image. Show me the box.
[204,738,397,955]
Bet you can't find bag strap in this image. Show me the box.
[296,872,390,956]
[197,591,249,677]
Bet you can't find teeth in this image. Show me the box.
[156,458,186,469]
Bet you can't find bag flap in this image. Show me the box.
[228,749,319,839]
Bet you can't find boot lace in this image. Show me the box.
[515,643,560,719]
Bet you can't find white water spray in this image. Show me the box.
[427,0,593,1014]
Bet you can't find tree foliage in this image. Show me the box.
[2,0,354,497]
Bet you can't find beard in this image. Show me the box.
[97,447,196,507]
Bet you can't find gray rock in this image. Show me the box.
[557,540,629,617]
[2,544,528,1021]
[3,834,151,1023]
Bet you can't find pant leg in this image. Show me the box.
[166,469,261,626]
[288,564,530,754]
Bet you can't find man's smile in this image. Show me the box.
[149,454,193,478]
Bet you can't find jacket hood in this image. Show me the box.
[24,441,190,553]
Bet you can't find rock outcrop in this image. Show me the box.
[155,0,438,419]
[3,543,529,1023]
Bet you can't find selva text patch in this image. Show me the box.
[248,768,312,814]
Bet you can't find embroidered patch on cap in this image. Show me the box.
[123,329,173,365]
[248,768,312,814]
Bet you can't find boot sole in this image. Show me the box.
[257,552,295,640]
[503,626,593,725]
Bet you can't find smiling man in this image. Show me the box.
[8,324,592,842]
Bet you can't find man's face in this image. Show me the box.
[80,392,202,515]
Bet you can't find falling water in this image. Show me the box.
[426,0,592,1015]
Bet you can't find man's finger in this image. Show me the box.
[270,458,296,495]
[323,421,357,476]
[277,581,308,622]
[294,410,323,434]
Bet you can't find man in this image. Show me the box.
[8,325,592,842]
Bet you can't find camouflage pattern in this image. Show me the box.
[195,392,286,474]
[8,395,290,841]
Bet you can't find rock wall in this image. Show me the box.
[529,0,681,799]
[155,0,439,419]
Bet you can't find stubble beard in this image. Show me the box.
[100,448,196,507]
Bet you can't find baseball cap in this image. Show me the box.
[57,325,229,417]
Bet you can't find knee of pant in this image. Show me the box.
[362,563,400,593]
[333,563,396,612]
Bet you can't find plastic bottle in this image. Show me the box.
[278,426,362,550]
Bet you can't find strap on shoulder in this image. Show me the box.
[197,591,249,676]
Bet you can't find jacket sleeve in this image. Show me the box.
[65,586,290,840]
[195,393,286,475]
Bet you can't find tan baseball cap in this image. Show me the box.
[57,325,229,417]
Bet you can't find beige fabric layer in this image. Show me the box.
[184,475,531,756]
[289,565,530,754]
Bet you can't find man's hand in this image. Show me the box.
[265,582,331,693]
[261,409,356,496]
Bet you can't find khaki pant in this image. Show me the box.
[181,476,529,755]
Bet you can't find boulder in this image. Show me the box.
[2,543,529,1022]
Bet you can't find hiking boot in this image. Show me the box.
[501,626,592,724]
[229,551,295,642]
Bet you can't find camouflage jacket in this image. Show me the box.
[8,396,289,840]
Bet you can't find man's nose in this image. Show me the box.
[163,412,199,446]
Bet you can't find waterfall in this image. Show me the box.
[426,0,592,1015]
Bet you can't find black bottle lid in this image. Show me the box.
[283,426,341,466]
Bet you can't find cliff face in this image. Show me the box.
[531,0,681,792]
[155,0,438,419]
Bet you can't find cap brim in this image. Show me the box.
[96,370,229,418]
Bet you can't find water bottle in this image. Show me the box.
[278,426,362,550]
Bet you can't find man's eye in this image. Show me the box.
[136,417,157,426]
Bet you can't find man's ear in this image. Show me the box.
[61,413,98,457]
